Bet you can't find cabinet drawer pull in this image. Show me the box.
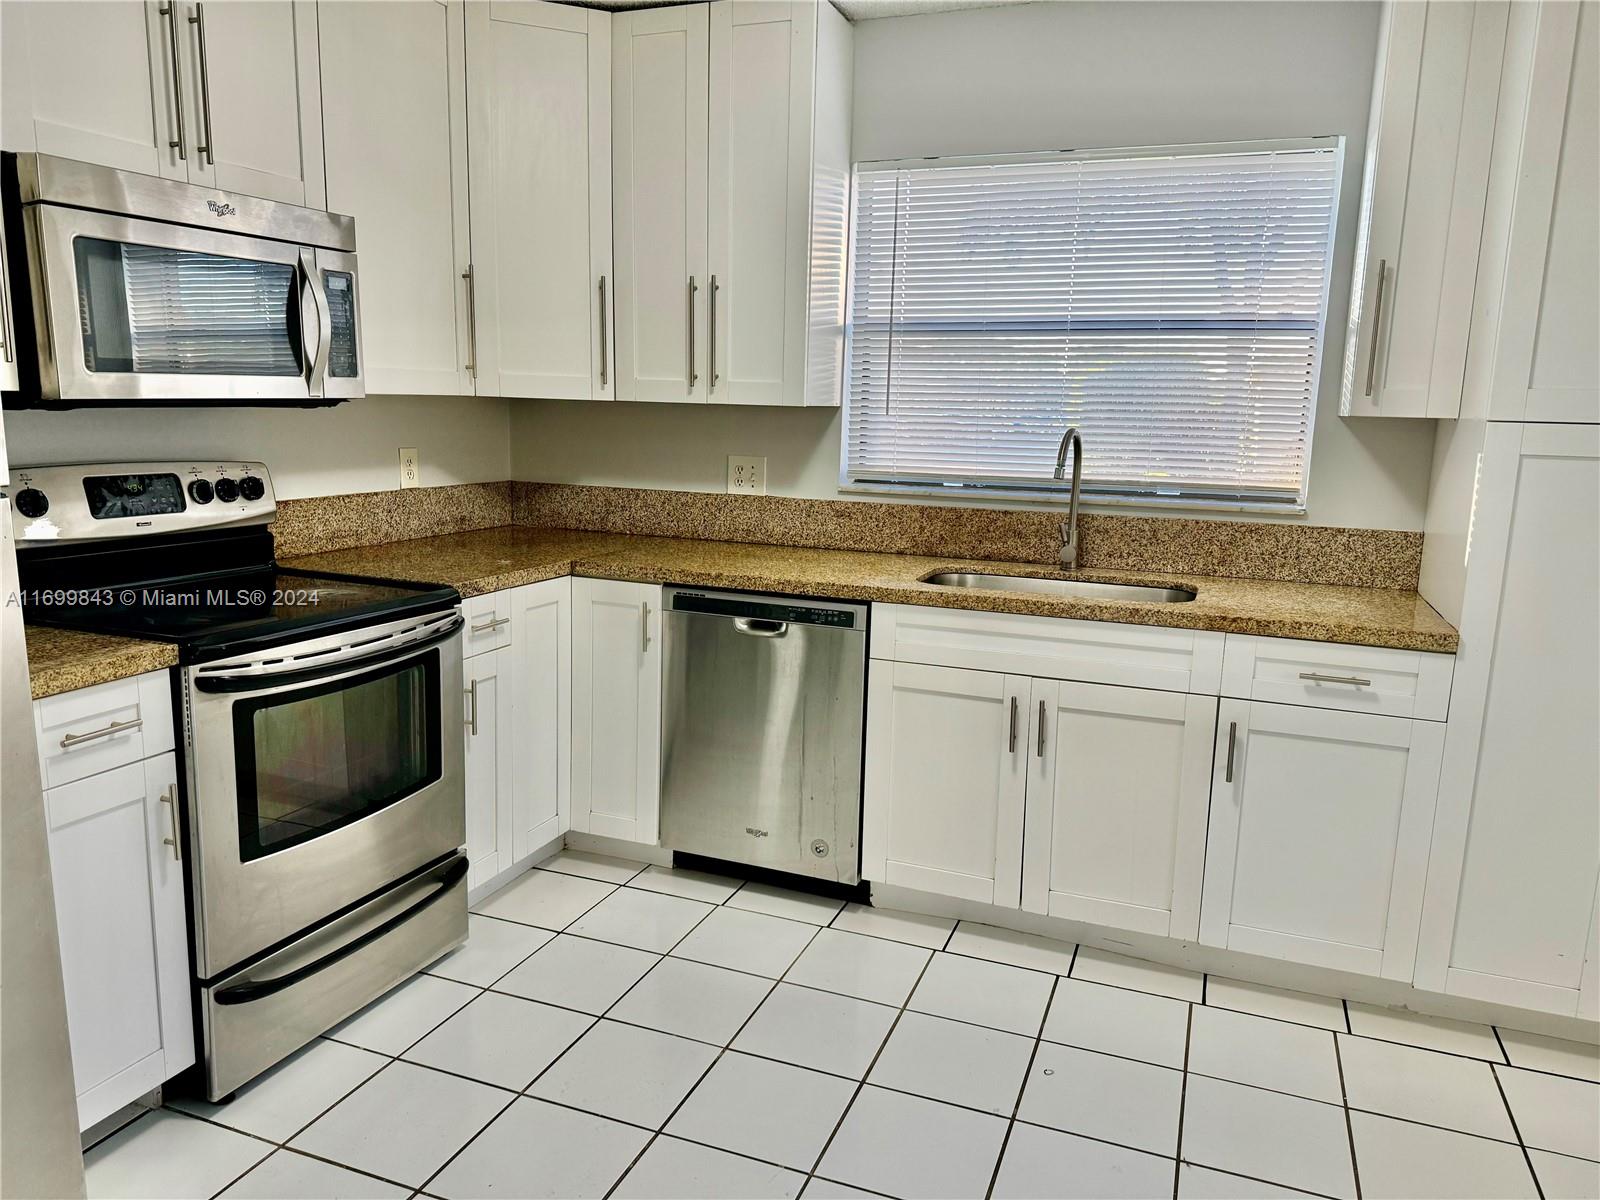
[641,601,651,652]
[1037,699,1046,758]
[160,785,181,861]
[598,275,609,388]
[1008,696,1018,754]
[462,265,478,376]
[1225,720,1237,783]
[159,5,187,159]
[1364,258,1387,398]
[1298,672,1372,687]
[465,681,479,737]
[709,274,720,391]
[470,616,510,634]
[59,717,143,750]
[687,277,699,389]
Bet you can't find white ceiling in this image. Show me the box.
[580,0,1033,21]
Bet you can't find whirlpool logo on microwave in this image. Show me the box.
[206,200,237,217]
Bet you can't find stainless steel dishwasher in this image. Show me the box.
[661,587,867,884]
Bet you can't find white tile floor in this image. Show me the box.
[87,854,1600,1200]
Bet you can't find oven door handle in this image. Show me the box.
[212,856,468,1006]
[193,615,462,694]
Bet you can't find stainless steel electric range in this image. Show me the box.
[13,461,467,1100]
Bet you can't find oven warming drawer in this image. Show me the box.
[199,853,466,1100]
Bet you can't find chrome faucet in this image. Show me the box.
[1053,426,1083,570]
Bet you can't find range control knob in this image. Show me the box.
[238,475,265,502]
[213,477,241,504]
[14,488,49,519]
[187,478,215,505]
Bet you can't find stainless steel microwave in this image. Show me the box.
[1,153,362,407]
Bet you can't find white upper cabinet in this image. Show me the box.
[467,0,613,400]
[1463,0,1599,424]
[320,0,471,396]
[612,4,711,403]
[1342,0,1508,418]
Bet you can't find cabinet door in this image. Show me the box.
[1022,681,1215,940]
[1416,424,1600,1015]
[706,0,813,406]
[467,0,612,400]
[177,0,324,205]
[0,2,185,179]
[571,578,662,845]
[862,661,1027,907]
[464,648,511,890]
[1342,1,1508,418]
[612,4,710,403]
[511,578,572,861]
[320,0,472,396]
[45,753,191,1131]
[1200,700,1443,981]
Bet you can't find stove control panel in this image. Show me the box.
[10,461,276,545]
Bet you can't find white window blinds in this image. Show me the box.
[843,140,1343,509]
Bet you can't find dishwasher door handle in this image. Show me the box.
[732,617,788,638]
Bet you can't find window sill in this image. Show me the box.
[838,479,1309,517]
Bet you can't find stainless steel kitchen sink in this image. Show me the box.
[922,572,1198,603]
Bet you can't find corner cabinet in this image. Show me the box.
[571,578,663,845]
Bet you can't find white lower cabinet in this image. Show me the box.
[570,578,662,845]
[862,662,1027,908]
[510,577,571,861]
[463,646,511,889]
[1199,700,1444,981]
[46,752,192,1131]
[1022,682,1216,940]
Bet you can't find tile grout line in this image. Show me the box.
[1171,1000,1195,1200]
[1489,1060,1546,1200]
[1333,1029,1362,1200]
[984,972,1059,1200]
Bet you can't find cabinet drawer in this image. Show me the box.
[870,603,1224,695]
[35,671,175,790]
[1221,635,1453,721]
[462,591,513,657]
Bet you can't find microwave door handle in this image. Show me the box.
[299,248,331,398]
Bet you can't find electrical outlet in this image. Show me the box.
[399,448,420,489]
[727,455,767,495]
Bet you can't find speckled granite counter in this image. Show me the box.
[25,625,179,700]
[285,526,1459,653]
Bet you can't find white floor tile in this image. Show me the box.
[1497,1063,1600,1160]
[527,1019,718,1129]
[667,1052,857,1171]
[327,974,479,1056]
[1347,1002,1504,1061]
[1017,1042,1182,1155]
[868,1010,1034,1115]
[946,922,1078,975]
[1177,1164,1317,1198]
[672,906,818,978]
[218,1150,408,1199]
[1203,977,1346,1032]
[493,933,658,1014]
[428,1096,650,1200]
[830,903,954,950]
[727,881,845,925]
[1499,1027,1600,1083]
[609,957,772,1045]
[629,864,744,904]
[994,1121,1174,1199]
[1531,1150,1600,1200]
[402,991,593,1090]
[85,1110,272,1200]
[1180,1075,1355,1200]
[732,983,898,1078]
[566,886,713,952]
[819,1086,1008,1200]
[784,928,931,1006]
[1338,1034,1516,1141]
[427,914,554,987]
[1043,977,1190,1069]
[1071,947,1203,1002]
[1188,1005,1342,1103]
[170,1038,387,1142]
[538,849,646,884]
[613,1136,805,1199]
[909,951,1054,1036]
[1350,1110,1538,1199]
[289,1062,508,1188]
[801,1180,887,1199]
[473,869,615,930]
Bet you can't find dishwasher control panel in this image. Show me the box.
[666,588,866,630]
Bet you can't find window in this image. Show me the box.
[842,139,1343,510]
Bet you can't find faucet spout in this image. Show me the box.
[1053,427,1083,570]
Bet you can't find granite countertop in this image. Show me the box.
[285,525,1460,654]
[25,625,179,700]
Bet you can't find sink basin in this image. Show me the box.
[922,572,1197,604]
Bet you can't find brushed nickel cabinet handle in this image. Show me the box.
[462,265,478,376]
[1037,699,1046,758]
[1364,258,1387,398]
[641,601,651,652]
[160,784,180,861]
[159,5,187,159]
[1008,696,1018,754]
[470,616,510,634]
[188,4,215,165]
[687,277,699,389]
[1225,721,1238,783]
[465,681,479,736]
[709,274,720,391]
[1299,672,1372,687]
[59,717,143,750]
[597,275,608,388]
